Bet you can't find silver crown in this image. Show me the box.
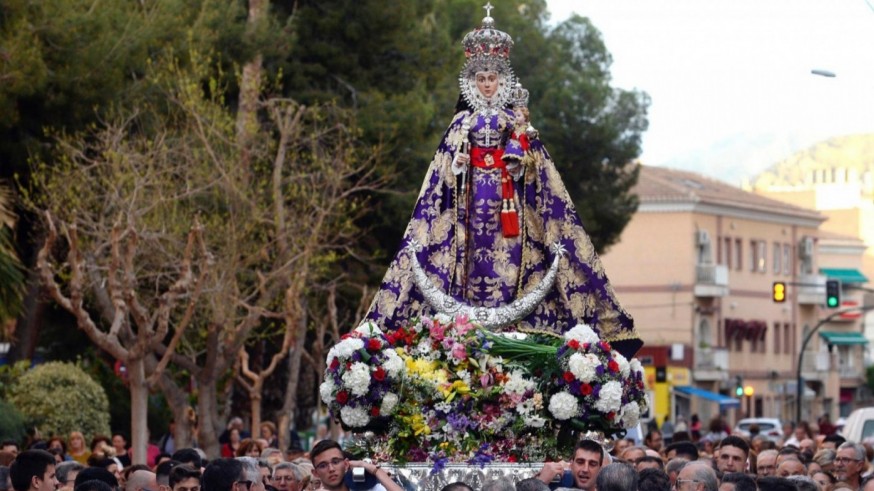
[510,82,529,107]
[461,2,513,60]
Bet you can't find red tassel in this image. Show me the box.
[501,201,520,238]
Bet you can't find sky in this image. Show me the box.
[544,0,874,184]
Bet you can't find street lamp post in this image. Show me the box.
[796,305,874,424]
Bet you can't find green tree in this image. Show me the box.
[0,183,25,327]
[8,361,110,439]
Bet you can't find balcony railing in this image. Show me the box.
[693,347,729,381]
[694,264,730,297]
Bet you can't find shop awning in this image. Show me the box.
[820,268,869,284]
[819,331,869,346]
[673,385,741,408]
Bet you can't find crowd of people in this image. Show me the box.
[0,415,871,491]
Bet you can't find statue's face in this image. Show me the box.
[475,71,499,99]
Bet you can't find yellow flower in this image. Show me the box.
[440,380,471,402]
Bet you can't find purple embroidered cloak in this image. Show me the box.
[365,108,642,359]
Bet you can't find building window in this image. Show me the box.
[750,240,766,273]
[722,237,731,267]
[783,244,792,276]
[773,242,782,274]
[734,238,743,271]
[774,321,781,354]
[784,323,792,354]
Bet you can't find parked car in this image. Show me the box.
[841,407,874,443]
[733,417,783,442]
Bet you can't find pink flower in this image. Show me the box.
[451,342,467,360]
[430,323,446,341]
[454,315,474,335]
[480,373,492,388]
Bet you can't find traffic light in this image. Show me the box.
[825,279,841,308]
[734,375,744,397]
[772,281,787,303]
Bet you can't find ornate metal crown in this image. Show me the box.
[510,82,529,108]
[462,7,514,60]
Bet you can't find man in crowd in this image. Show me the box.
[169,465,200,491]
[203,458,260,491]
[834,441,866,490]
[310,440,401,491]
[272,463,302,491]
[714,437,749,475]
[55,462,83,491]
[755,449,777,477]
[537,439,605,490]
[594,463,637,491]
[9,450,58,491]
[644,430,663,454]
[126,469,158,491]
[675,462,718,491]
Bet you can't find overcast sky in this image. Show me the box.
[543,0,874,183]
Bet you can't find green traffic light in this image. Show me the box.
[827,297,839,308]
[735,386,744,397]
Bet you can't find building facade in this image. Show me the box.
[600,165,845,427]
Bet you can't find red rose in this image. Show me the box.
[336,390,348,404]
[568,339,580,350]
[371,406,380,417]
[600,341,611,351]
[607,411,616,420]
[563,371,575,383]
[329,357,340,370]
[580,383,593,396]
[508,455,517,463]
[367,338,382,351]
[608,360,619,373]
[373,366,386,381]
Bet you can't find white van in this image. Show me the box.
[840,407,874,443]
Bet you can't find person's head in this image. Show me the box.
[202,459,247,491]
[66,434,85,454]
[715,436,748,474]
[272,464,301,491]
[834,441,866,485]
[665,442,698,462]
[155,461,180,490]
[717,472,756,491]
[813,448,836,474]
[822,434,846,451]
[309,441,346,491]
[513,478,547,491]
[10,450,57,491]
[55,462,84,491]
[757,449,778,477]
[593,463,636,491]
[664,458,688,487]
[259,424,276,442]
[800,438,817,455]
[812,471,836,491]
[74,480,114,491]
[440,483,473,491]
[785,475,821,491]
[236,441,262,459]
[111,435,127,453]
[473,72,500,99]
[777,458,806,477]
[72,467,117,491]
[645,430,664,452]
[636,456,664,472]
[168,465,199,491]
[610,439,631,458]
[259,450,282,468]
[171,450,203,471]
[570,439,604,490]
[125,470,157,491]
[619,446,646,464]
[675,461,718,491]
[1,444,18,459]
[637,468,670,491]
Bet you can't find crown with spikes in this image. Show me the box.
[510,82,529,107]
[462,2,513,60]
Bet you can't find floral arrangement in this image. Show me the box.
[322,316,647,464]
[319,322,405,429]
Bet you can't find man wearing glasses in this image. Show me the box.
[834,441,867,490]
[673,462,717,491]
[309,441,400,491]
[203,458,264,491]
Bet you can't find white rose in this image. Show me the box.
[382,349,404,378]
[340,406,370,427]
[564,324,600,345]
[342,362,372,397]
[594,381,623,413]
[354,321,383,337]
[332,338,364,359]
[548,391,580,420]
[319,379,336,405]
[568,353,599,383]
[381,392,399,414]
[612,351,630,378]
[504,370,535,394]
[620,401,641,429]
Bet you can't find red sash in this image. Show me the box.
[469,147,519,237]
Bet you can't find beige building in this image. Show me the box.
[600,165,865,426]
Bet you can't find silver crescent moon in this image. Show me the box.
[406,241,565,329]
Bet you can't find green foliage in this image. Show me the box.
[0,360,30,400]
[0,183,24,325]
[8,361,110,440]
[0,399,26,443]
